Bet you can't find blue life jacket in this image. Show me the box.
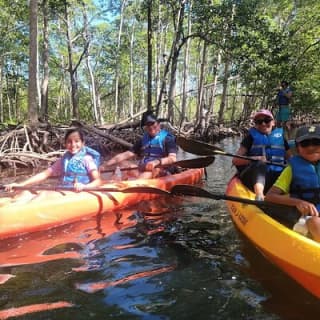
[289,155,320,211]
[61,146,101,185]
[248,127,286,172]
[140,129,170,164]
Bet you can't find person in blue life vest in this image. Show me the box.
[275,80,293,127]
[5,128,102,198]
[265,125,320,242]
[232,109,292,201]
[103,112,177,179]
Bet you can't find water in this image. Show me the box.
[0,137,320,319]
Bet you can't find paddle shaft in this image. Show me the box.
[0,183,290,208]
[100,156,215,173]
[0,185,171,195]
[177,136,286,167]
[170,184,296,211]
[0,182,297,212]
[1,157,213,194]
[213,150,286,167]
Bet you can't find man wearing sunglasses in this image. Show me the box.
[233,109,292,201]
[103,112,177,179]
[266,125,320,242]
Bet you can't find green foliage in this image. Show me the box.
[0,0,320,124]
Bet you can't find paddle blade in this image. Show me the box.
[177,136,223,156]
[173,156,215,169]
[170,184,221,200]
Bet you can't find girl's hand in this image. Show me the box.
[4,183,21,192]
[74,182,85,192]
[251,156,267,162]
[296,201,319,217]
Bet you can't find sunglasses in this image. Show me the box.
[299,139,320,148]
[254,118,273,125]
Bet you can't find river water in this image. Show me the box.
[0,137,320,319]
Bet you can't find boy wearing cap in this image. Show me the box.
[103,112,177,179]
[266,125,320,242]
[232,109,291,200]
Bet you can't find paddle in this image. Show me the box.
[170,184,296,211]
[1,157,213,195]
[177,136,286,167]
[101,156,215,173]
[0,185,172,195]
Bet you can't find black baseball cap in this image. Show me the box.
[141,112,158,126]
[295,125,320,143]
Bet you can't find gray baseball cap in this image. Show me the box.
[295,125,320,143]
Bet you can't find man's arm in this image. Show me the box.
[284,88,293,99]
[162,136,177,165]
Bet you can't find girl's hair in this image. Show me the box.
[64,128,84,142]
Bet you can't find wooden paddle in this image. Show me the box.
[177,136,286,167]
[170,184,296,211]
[0,185,172,195]
[101,156,215,173]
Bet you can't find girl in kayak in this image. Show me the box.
[266,125,320,242]
[232,109,292,201]
[5,128,102,197]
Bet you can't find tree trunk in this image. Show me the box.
[83,4,100,124]
[40,0,49,121]
[64,0,78,119]
[167,1,185,123]
[129,22,135,118]
[155,1,163,106]
[180,0,192,127]
[218,60,230,123]
[195,40,207,133]
[231,80,238,121]
[147,0,152,112]
[115,0,127,121]
[6,75,12,120]
[28,0,39,127]
[206,52,221,125]
[0,59,3,123]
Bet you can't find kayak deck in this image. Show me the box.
[225,176,320,299]
[0,168,203,240]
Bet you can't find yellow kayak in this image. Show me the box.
[225,176,320,299]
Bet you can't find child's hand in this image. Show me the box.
[74,182,85,192]
[296,201,319,217]
[252,156,267,162]
[4,183,21,192]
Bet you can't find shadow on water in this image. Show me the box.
[0,137,319,319]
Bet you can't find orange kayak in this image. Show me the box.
[0,168,203,240]
[226,176,320,299]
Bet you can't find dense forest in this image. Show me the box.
[1,0,320,131]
